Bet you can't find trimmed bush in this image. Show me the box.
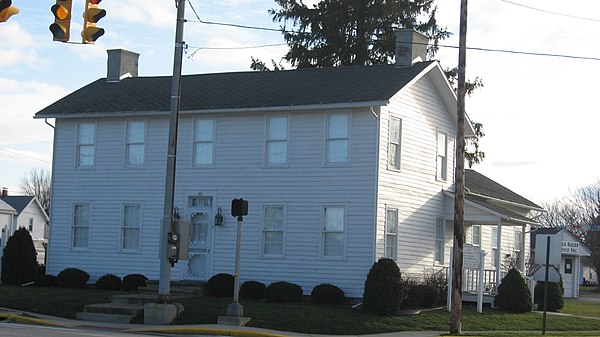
[35,274,59,287]
[311,283,345,305]
[122,274,148,291]
[535,280,564,312]
[239,280,266,300]
[1,228,38,285]
[265,281,303,303]
[494,268,532,312]
[57,268,90,288]
[404,284,437,309]
[95,274,122,290]
[363,258,404,315]
[207,273,234,297]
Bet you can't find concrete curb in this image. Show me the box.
[126,327,289,337]
[0,312,71,328]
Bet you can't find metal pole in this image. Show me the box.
[450,0,468,334]
[158,0,186,304]
[542,236,550,335]
[227,216,244,317]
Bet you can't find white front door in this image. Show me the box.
[186,211,212,279]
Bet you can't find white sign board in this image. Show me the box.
[463,244,481,269]
[535,234,562,266]
[533,266,561,283]
[562,241,579,255]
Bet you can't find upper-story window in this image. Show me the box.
[72,204,90,249]
[388,118,402,170]
[385,208,398,259]
[77,123,95,167]
[262,206,285,256]
[436,131,447,180]
[266,116,288,165]
[193,118,214,166]
[326,113,349,164]
[126,121,145,166]
[322,206,345,258]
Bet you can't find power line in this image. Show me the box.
[499,0,600,22]
[0,148,51,163]
[439,43,600,62]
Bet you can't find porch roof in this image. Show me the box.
[466,195,540,225]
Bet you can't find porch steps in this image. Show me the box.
[138,280,207,297]
[76,294,158,324]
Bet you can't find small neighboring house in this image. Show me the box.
[531,228,592,298]
[0,188,49,265]
[33,30,542,298]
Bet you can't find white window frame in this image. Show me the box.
[325,113,350,165]
[385,208,398,259]
[28,218,34,232]
[193,118,215,166]
[265,116,289,166]
[491,226,499,268]
[436,131,448,180]
[514,230,522,253]
[72,204,91,249]
[126,120,146,167]
[435,217,445,264]
[121,204,142,252]
[472,225,481,246]
[77,122,96,168]
[262,205,285,257]
[388,118,401,170]
[322,205,346,259]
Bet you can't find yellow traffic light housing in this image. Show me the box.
[82,0,106,44]
[49,0,72,42]
[0,0,19,23]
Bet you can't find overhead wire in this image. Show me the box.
[499,0,600,22]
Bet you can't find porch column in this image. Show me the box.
[520,225,526,273]
[496,223,502,289]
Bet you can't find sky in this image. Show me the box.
[1,0,599,206]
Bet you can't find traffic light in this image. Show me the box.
[49,0,72,42]
[0,0,19,23]
[82,0,106,44]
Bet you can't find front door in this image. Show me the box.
[186,210,212,279]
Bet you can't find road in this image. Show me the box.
[0,322,172,337]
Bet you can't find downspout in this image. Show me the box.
[45,118,55,129]
[371,106,380,264]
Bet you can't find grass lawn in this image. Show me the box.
[1,285,600,335]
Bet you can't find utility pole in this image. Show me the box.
[158,0,186,304]
[450,0,468,334]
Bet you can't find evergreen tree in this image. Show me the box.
[1,228,38,285]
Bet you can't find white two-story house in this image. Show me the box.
[34,31,541,298]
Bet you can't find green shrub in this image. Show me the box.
[57,268,90,288]
[1,228,38,285]
[363,258,404,315]
[239,280,266,300]
[95,274,122,290]
[265,281,303,303]
[423,268,448,305]
[207,273,234,297]
[404,284,437,309]
[534,280,564,312]
[494,268,532,312]
[311,283,345,305]
[122,274,148,291]
[34,274,59,287]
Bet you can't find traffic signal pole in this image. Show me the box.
[158,0,186,304]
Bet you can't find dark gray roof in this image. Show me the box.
[0,196,34,215]
[466,195,538,224]
[465,169,542,210]
[0,199,16,214]
[35,61,435,116]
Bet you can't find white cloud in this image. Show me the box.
[104,0,175,27]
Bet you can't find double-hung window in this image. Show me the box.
[491,227,499,268]
[193,118,214,166]
[385,209,398,259]
[77,123,95,167]
[322,206,345,258]
[262,206,285,256]
[326,114,349,164]
[72,204,90,248]
[388,118,401,169]
[435,218,445,264]
[121,204,141,251]
[266,116,288,165]
[436,131,447,180]
[126,121,145,166]
[472,225,481,246]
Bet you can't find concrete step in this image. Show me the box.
[109,293,159,305]
[139,280,207,297]
[76,311,137,324]
[82,302,144,317]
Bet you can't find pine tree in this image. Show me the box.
[1,228,38,285]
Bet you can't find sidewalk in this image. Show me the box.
[0,308,445,337]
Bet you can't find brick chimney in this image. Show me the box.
[106,49,139,83]
[395,29,429,67]
[1,187,7,198]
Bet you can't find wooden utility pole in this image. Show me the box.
[450,0,468,334]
